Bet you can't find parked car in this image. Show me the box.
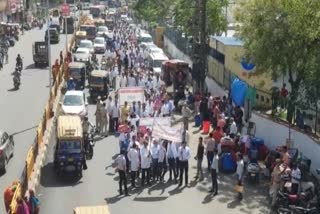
[61,90,88,118]
[0,131,14,174]
[93,37,106,54]
[78,39,94,54]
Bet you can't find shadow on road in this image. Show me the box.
[104,195,127,204]
[10,125,37,136]
[40,162,83,188]
[133,196,168,202]
[7,87,18,92]
[24,64,35,70]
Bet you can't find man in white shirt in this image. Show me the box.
[229,117,238,138]
[140,103,149,118]
[127,73,137,87]
[127,143,140,188]
[111,68,118,89]
[236,153,244,200]
[120,73,127,88]
[106,96,113,132]
[291,163,301,194]
[210,149,219,195]
[145,99,154,116]
[140,141,151,186]
[114,151,129,195]
[167,141,178,182]
[178,142,191,186]
[110,100,120,133]
[138,75,146,87]
[151,140,160,181]
[158,141,167,182]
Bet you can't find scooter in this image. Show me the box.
[276,188,314,209]
[13,75,20,89]
[277,205,318,214]
[247,162,260,183]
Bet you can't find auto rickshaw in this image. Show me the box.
[73,205,110,214]
[89,70,109,101]
[68,62,86,90]
[105,19,114,31]
[94,18,105,27]
[54,115,85,178]
[162,59,190,88]
[75,31,87,48]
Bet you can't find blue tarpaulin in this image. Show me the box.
[231,78,248,107]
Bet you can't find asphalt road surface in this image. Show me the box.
[38,82,273,214]
[0,27,68,214]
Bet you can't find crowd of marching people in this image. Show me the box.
[88,17,248,199]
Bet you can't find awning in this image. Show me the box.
[7,0,16,13]
[0,0,7,12]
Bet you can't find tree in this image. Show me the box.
[235,0,320,123]
[173,0,227,35]
[133,0,171,23]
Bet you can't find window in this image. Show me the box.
[256,94,259,99]
[261,96,265,102]
[63,95,84,106]
[266,98,270,104]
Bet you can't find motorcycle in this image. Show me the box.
[12,74,21,89]
[276,188,314,209]
[277,205,318,214]
[84,126,97,160]
[247,162,260,183]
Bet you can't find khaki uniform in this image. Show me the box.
[100,107,108,136]
[95,100,103,131]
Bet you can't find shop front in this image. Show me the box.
[6,0,17,22]
[0,0,7,22]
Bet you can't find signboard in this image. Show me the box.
[152,120,183,143]
[118,87,145,106]
[139,117,171,128]
[61,3,70,17]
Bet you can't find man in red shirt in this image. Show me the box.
[212,127,224,144]
[280,83,289,109]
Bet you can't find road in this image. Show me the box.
[0,28,67,214]
[38,84,272,213]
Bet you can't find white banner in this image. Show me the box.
[152,121,183,143]
[139,117,171,128]
[118,87,145,106]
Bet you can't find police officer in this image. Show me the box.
[95,96,103,133]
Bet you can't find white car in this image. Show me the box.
[61,90,88,118]
[96,26,109,37]
[79,40,94,54]
[74,48,90,63]
[145,44,164,54]
[94,37,106,53]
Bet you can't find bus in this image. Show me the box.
[64,16,75,34]
[89,5,105,18]
[79,25,96,40]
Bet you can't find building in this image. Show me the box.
[207,35,273,108]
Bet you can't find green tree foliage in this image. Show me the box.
[173,0,228,35]
[133,0,171,23]
[235,0,320,123]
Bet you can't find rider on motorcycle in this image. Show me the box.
[13,68,21,80]
[67,77,76,90]
[16,54,23,68]
[83,116,94,153]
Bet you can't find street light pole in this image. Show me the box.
[65,17,68,51]
[46,0,52,94]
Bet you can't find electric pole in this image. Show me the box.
[192,0,207,92]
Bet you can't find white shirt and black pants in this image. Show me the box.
[236,159,244,200]
[178,145,191,186]
[115,154,128,195]
[111,103,120,132]
[140,146,151,186]
[210,152,219,195]
[151,144,160,181]
[167,142,178,182]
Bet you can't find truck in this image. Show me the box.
[33,42,49,67]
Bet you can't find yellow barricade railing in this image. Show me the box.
[26,147,35,181]
[10,183,21,214]
[45,102,50,124]
[37,121,43,146]
[8,19,80,213]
